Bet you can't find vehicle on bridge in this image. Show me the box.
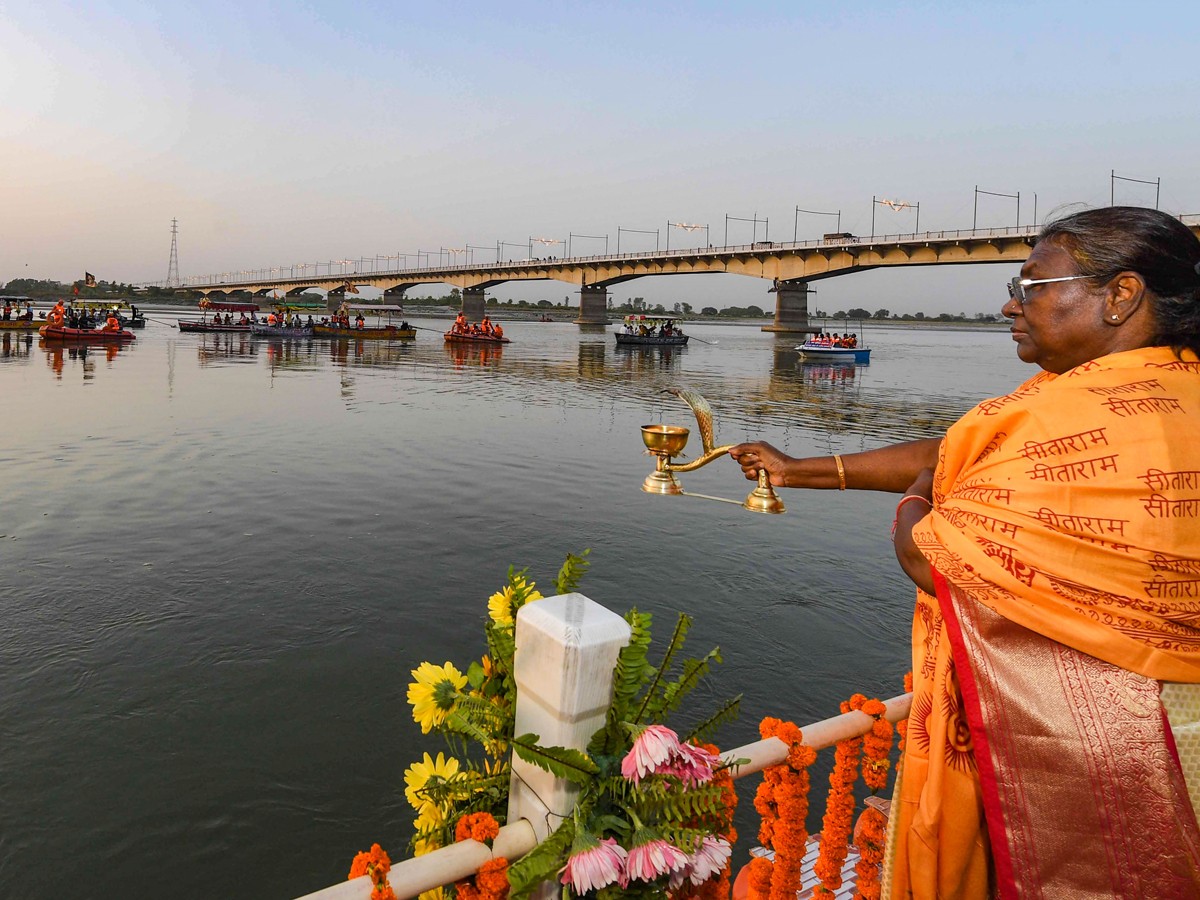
[821,232,860,244]
[314,303,415,341]
[178,300,259,333]
[614,314,689,347]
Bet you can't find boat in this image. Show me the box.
[444,330,510,344]
[795,335,870,364]
[0,295,38,330]
[178,300,259,333]
[614,314,689,346]
[76,300,146,329]
[250,322,315,338]
[314,304,416,340]
[39,324,135,342]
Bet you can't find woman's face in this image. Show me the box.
[1001,239,1114,374]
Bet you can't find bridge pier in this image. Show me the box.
[574,285,611,325]
[762,279,821,334]
[383,286,409,300]
[462,286,486,321]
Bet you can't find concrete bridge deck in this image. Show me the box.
[166,217,1200,332]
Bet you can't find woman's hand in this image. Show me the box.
[729,442,794,487]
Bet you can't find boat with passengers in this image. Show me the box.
[250,303,319,338]
[314,303,416,340]
[614,314,689,346]
[0,296,38,331]
[75,300,146,329]
[796,322,871,364]
[179,300,259,333]
[39,322,135,342]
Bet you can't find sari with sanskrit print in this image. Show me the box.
[887,346,1200,899]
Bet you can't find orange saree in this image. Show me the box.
[889,346,1200,899]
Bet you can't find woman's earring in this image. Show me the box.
[1111,315,1119,320]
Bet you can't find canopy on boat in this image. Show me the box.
[273,302,327,312]
[622,314,680,323]
[343,304,405,314]
[76,300,135,311]
[198,300,259,312]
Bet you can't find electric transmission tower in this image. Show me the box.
[166,218,181,288]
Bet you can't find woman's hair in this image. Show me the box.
[1037,206,1200,355]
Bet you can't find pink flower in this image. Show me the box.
[622,838,689,885]
[620,725,684,783]
[671,743,719,787]
[687,835,732,885]
[560,837,626,894]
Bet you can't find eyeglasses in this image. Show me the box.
[1007,274,1092,304]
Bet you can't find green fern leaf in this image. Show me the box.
[633,613,691,724]
[554,548,591,595]
[511,734,599,784]
[507,818,574,900]
[683,694,742,744]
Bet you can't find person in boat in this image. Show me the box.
[454,311,468,334]
[355,313,365,329]
[848,333,858,348]
[267,312,278,326]
[101,312,121,332]
[492,323,503,340]
[2,302,11,321]
[24,301,33,320]
[730,206,1200,898]
[482,315,494,335]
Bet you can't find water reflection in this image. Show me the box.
[38,338,129,381]
[263,338,321,372]
[612,343,686,375]
[444,342,504,368]
[1,331,33,361]
[196,332,258,365]
[326,338,411,369]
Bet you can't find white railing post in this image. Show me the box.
[508,593,631,852]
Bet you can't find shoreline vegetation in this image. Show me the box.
[3,279,1008,326]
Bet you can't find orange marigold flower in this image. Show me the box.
[455,881,481,900]
[861,698,887,718]
[476,857,509,900]
[455,812,500,845]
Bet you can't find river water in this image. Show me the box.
[0,314,1027,898]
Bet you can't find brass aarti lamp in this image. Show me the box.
[641,389,785,514]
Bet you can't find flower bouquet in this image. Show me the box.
[404,551,742,899]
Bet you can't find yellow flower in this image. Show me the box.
[408,662,468,734]
[418,889,444,900]
[512,575,544,606]
[404,752,461,813]
[488,587,516,625]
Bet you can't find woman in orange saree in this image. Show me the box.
[730,207,1200,898]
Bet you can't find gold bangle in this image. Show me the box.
[834,454,846,491]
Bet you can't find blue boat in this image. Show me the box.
[795,340,871,364]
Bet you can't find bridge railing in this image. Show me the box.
[138,214,1200,290]
[165,224,1044,289]
[293,592,911,900]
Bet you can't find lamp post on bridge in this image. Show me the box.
[616,226,659,254]
[568,232,609,257]
[666,222,709,252]
[467,244,494,265]
[528,236,566,259]
[794,207,841,242]
[497,241,525,264]
[1111,170,1161,209]
[724,213,767,246]
[973,186,1020,230]
[871,196,920,238]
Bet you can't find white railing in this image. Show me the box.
[294,593,911,900]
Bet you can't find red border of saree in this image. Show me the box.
[934,570,1200,898]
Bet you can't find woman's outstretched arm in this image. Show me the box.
[728,437,941,494]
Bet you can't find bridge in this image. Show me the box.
[170,218,1200,332]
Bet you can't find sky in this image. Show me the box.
[2,0,1198,315]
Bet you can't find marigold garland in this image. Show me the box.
[452,813,509,900]
[745,855,774,900]
[755,717,814,900]
[811,695,866,896]
[348,843,397,900]
[860,698,894,794]
[853,807,887,900]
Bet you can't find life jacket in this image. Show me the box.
[104,316,120,331]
